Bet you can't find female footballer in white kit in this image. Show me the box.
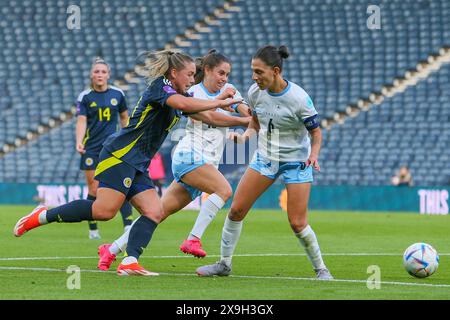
[96,50,251,270]
[196,45,333,280]
[173,50,250,257]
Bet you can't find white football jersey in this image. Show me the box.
[174,82,243,166]
[247,81,318,162]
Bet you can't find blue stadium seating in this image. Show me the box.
[0,0,449,187]
[316,63,450,186]
[0,0,225,146]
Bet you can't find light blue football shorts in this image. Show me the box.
[171,150,207,200]
[249,153,313,184]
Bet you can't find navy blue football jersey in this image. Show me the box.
[76,86,128,154]
[102,77,186,172]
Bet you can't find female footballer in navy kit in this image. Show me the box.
[76,58,133,239]
[14,49,243,276]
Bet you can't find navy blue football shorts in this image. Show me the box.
[94,149,154,200]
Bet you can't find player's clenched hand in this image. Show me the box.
[306,155,320,171]
[76,143,86,155]
[217,87,236,100]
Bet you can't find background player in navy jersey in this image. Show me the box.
[75,58,133,239]
[13,49,242,276]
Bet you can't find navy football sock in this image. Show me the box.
[86,194,98,230]
[46,200,94,223]
[125,216,158,259]
[120,201,133,227]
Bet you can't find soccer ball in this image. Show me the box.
[403,243,439,278]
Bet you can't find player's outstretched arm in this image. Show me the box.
[166,95,243,113]
[228,113,260,143]
[189,111,251,128]
[236,103,252,117]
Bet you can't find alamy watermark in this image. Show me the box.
[66,265,81,290]
[168,124,286,171]
[367,5,381,30]
[66,5,81,30]
[366,265,381,289]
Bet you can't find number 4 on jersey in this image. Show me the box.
[268,118,275,136]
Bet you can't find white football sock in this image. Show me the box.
[89,230,101,239]
[220,216,243,267]
[295,225,326,270]
[109,219,136,255]
[188,193,225,240]
[109,242,122,255]
[121,256,137,265]
[38,210,48,225]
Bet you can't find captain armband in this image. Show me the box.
[303,114,319,131]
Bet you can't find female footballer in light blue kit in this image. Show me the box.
[96,50,251,270]
[197,45,333,280]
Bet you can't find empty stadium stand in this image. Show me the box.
[0,0,448,186]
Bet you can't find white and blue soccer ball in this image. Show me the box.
[403,243,439,278]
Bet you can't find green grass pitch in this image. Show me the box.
[0,205,449,299]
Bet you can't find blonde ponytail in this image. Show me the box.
[139,49,194,83]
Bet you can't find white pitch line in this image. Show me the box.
[0,266,106,273]
[228,274,450,288]
[0,256,96,261]
[0,252,449,261]
[0,266,449,289]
